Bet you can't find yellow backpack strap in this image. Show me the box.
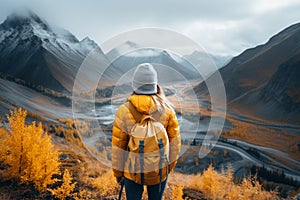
[125,101,143,123]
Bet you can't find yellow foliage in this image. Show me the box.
[0,128,8,158]
[169,184,183,200]
[0,127,7,136]
[188,164,278,200]
[195,157,199,167]
[48,169,76,200]
[239,177,277,200]
[90,171,119,196]
[223,149,227,156]
[76,189,92,200]
[195,165,225,199]
[165,172,194,200]
[0,108,60,192]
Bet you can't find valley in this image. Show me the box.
[0,11,299,199]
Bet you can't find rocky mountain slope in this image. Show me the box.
[196,22,300,123]
[0,11,100,93]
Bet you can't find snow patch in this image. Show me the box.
[0,28,13,43]
[125,48,161,57]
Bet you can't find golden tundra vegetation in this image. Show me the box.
[0,108,288,199]
[222,116,300,162]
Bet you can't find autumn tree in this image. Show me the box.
[0,108,60,192]
[48,169,77,200]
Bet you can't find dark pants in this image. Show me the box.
[124,177,168,200]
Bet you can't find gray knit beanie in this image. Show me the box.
[132,63,158,94]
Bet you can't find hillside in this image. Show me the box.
[238,54,300,123]
[0,108,286,199]
[0,11,101,93]
[195,22,300,123]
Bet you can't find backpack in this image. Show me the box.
[125,101,170,187]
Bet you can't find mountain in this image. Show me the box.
[109,48,201,83]
[106,41,231,80]
[254,54,300,122]
[106,40,140,61]
[221,23,300,102]
[196,22,300,123]
[210,54,232,69]
[177,51,232,79]
[0,11,101,93]
[183,51,231,72]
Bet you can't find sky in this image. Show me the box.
[0,0,300,56]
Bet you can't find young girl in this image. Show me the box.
[112,63,181,200]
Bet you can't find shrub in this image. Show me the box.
[90,171,119,197]
[0,108,60,192]
[188,164,278,200]
[48,169,76,200]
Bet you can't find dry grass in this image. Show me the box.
[89,171,120,198]
[27,110,48,121]
[0,192,13,200]
[166,165,279,200]
[86,171,186,200]
[222,117,300,161]
[221,116,300,171]
[164,183,184,200]
[0,106,288,200]
[186,165,278,200]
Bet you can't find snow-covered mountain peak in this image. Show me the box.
[80,37,98,48]
[0,11,104,92]
[0,10,56,43]
[106,40,140,60]
[124,48,172,57]
[114,40,140,54]
[0,10,101,54]
[123,40,139,48]
[79,37,100,53]
[1,10,51,32]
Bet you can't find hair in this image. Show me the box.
[133,85,173,113]
[154,85,174,111]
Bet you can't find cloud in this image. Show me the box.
[0,0,299,56]
[177,0,300,56]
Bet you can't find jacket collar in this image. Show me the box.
[128,94,157,114]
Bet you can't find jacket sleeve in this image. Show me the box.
[112,105,129,178]
[166,109,181,172]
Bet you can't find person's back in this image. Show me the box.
[112,63,181,200]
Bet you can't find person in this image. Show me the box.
[112,63,181,200]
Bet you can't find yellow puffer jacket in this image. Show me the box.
[112,94,181,185]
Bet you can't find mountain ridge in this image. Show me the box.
[0,11,101,93]
[196,21,300,123]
